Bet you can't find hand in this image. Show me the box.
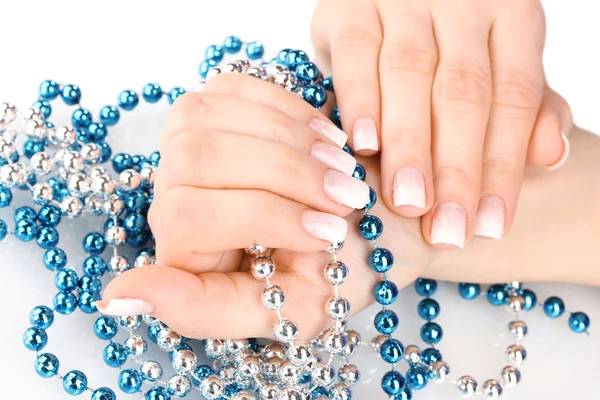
[311,0,573,248]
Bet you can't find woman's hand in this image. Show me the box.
[311,0,573,248]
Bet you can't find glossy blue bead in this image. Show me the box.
[53,291,78,315]
[303,85,328,108]
[61,84,81,105]
[374,309,399,334]
[36,226,59,249]
[295,62,320,85]
[487,284,509,306]
[543,296,565,318]
[382,370,405,395]
[380,338,404,363]
[78,291,100,313]
[421,348,442,364]
[420,322,443,344]
[30,305,54,329]
[569,312,590,333]
[149,151,161,165]
[91,387,116,400]
[417,298,440,320]
[94,316,118,340]
[0,185,12,207]
[55,268,78,291]
[414,278,437,297]
[406,367,429,390]
[33,100,52,119]
[330,106,341,129]
[458,282,481,300]
[63,370,87,395]
[125,191,147,213]
[148,325,161,343]
[23,326,48,351]
[39,80,60,100]
[364,187,377,210]
[83,256,106,277]
[15,206,37,222]
[322,76,334,91]
[43,248,67,271]
[87,122,108,142]
[15,220,38,241]
[276,48,292,64]
[99,142,112,163]
[374,281,399,305]
[191,365,214,385]
[71,108,93,129]
[124,213,147,235]
[369,247,394,273]
[343,146,353,158]
[0,220,7,240]
[285,50,309,68]
[99,105,120,126]
[23,139,45,159]
[205,44,224,62]
[38,205,61,227]
[104,342,128,368]
[359,214,383,240]
[352,163,366,180]
[112,153,133,174]
[143,83,163,103]
[83,232,106,255]
[128,231,150,248]
[20,172,37,191]
[132,154,146,170]
[311,386,329,399]
[522,289,537,311]
[199,59,217,78]
[118,90,139,111]
[168,88,185,105]
[35,353,60,378]
[245,41,264,60]
[119,369,143,394]
[145,386,170,400]
[223,35,242,53]
[394,388,413,400]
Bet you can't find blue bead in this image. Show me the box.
[35,353,60,378]
[414,278,437,296]
[94,316,118,340]
[83,232,106,254]
[19,172,37,191]
[78,291,100,314]
[295,62,320,85]
[39,80,60,100]
[358,214,383,240]
[15,220,38,241]
[99,142,113,163]
[132,154,146,170]
[199,59,218,78]
[191,365,214,385]
[87,122,108,142]
[83,256,106,277]
[276,48,292,64]
[91,387,116,400]
[364,187,377,210]
[322,76,334,92]
[118,90,139,111]
[143,83,163,103]
[43,248,67,271]
[352,163,366,180]
[382,370,405,395]
[245,41,264,60]
[61,84,81,105]
[128,231,150,248]
[458,282,481,300]
[0,220,7,240]
[406,367,429,390]
[37,226,59,249]
[33,100,52,119]
[145,386,170,400]
[421,348,442,364]
[311,386,329,399]
[223,35,242,54]
[38,205,61,227]
[543,296,565,318]
[125,191,147,213]
[417,298,440,320]
[99,105,120,126]
[119,369,142,394]
[380,338,404,363]
[124,213,147,235]
[149,151,161,165]
[63,370,87,395]
[113,153,133,173]
[369,248,393,273]
[104,342,128,368]
[394,387,413,400]
[522,289,537,311]
[23,139,46,159]
[53,291,78,315]
[303,85,328,108]
[569,312,590,333]
[374,281,399,305]
[23,326,48,351]
[30,305,54,329]
[285,50,309,68]
[487,284,509,306]
[374,309,399,334]
[205,44,224,62]
[71,108,93,129]
[148,325,161,343]
[168,88,186,105]
[0,185,12,207]
[420,322,443,344]
[55,268,79,291]
[15,206,37,222]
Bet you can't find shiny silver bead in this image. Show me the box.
[278,360,300,385]
[224,339,248,355]
[168,375,192,397]
[312,361,335,386]
[347,330,361,346]
[105,226,126,246]
[263,285,285,310]
[237,59,251,71]
[201,376,224,399]
[140,165,156,184]
[54,126,77,146]
[191,81,206,92]
[231,391,257,400]
[292,87,305,99]
[204,339,225,359]
[274,71,297,91]
[30,152,53,174]
[206,67,222,80]
[2,128,17,142]
[221,62,243,73]
[501,366,521,388]
[431,361,450,383]
[0,163,24,187]
[326,296,350,321]
[238,356,262,379]
[338,364,360,386]
[24,119,46,139]
[262,342,287,359]
[278,387,303,400]
[508,295,525,312]
[273,318,298,343]
[483,379,503,399]
[157,328,182,351]
[265,64,287,80]
[119,315,141,330]
[172,349,197,374]
[251,256,275,280]
[304,353,323,374]
[32,183,53,203]
[263,356,284,379]
[91,175,116,196]
[508,320,528,340]
[246,66,267,80]
[140,361,163,381]
[324,242,344,253]
[23,107,43,121]
[67,173,90,197]
[119,169,142,190]
[324,260,349,285]
[373,335,390,353]
[135,254,154,268]
[287,342,312,366]
[108,255,129,274]
[60,196,83,217]
[218,365,237,382]
[259,383,280,400]
[343,342,357,357]
[0,102,17,126]
[89,167,107,179]
[330,383,352,400]
[80,143,101,163]
[142,314,159,326]
[124,335,147,355]
[60,151,84,172]
[323,330,348,354]
[245,245,269,258]
[457,376,478,397]
[103,195,124,216]
[0,138,14,157]
[507,344,527,365]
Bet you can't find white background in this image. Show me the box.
[1,1,599,399]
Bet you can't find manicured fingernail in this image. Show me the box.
[352,117,378,152]
[312,141,356,175]
[324,169,370,209]
[548,132,570,170]
[309,119,347,148]
[431,202,467,248]
[393,168,426,208]
[97,298,154,316]
[474,195,505,239]
[301,210,348,243]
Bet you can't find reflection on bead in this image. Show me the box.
[30,306,54,329]
[374,280,399,305]
[543,296,565,318]
[91,387,116,400]
[62,370,87,395]
[457,376,477,397]
[380,338,404,363]
[522,289,537,311]
[483,379,503,399]
[431,361,450,383]
[507,344,527,365]
[418,298,440,320]
[94,316,118,340]
[415,278,437,297]
[119,368,143,393]
[569,312,590,333]
[458,282,481,300]
[374,309,399,335]
[420,322,443,345]
[369,248,394,273]
[381,370,405,395]
[508,320,528,340]
[501,366,521,388]
[421,347,442,364]
[23,326,48,351]
[103,342,127,368]
[487,284,509,306]
[262,285,285,310]
[406,366,429,390]
[324,260,348,285]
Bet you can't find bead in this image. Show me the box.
[157,328,181,351]
[273,318,299,343]
[87,123,107,141]
[403,345,422,364]
[569,312,590,333]
[60,196,83,217]
[507,344,527,365]
[457,376,478,397]
[295,62,320,85]
[338,364,360,386]
[323,329,348,354]
[148,325,161,343]
[145,386,170,400]
[322,76,334,91]
[119,368,143,394]
[143,83,163,103]
[204,339,225,359]
[0,219,6,240]
[99,105,120,126]
[501,366,521,388]
[60,84,81,105]
[374,309,399,334]
[285,50,309,68]
[358,214,383,240]
[120,315,141,330]
[15,220,37,241]
[287,343,312,366]
[369,248,394,272]
[39,80,60,100]
[172,349,197,374]
[508,294,526,311]
[330,383,352,400]
[508,320,528,340]
[223,35,242,54]
[381,370,405,395]
[30,306,54,329]
[415,278,437,296]
[394,388,413,400]
[78,291,99,313]
[352,163,366,180]
[380,338,404,363]
[303,85,328,108]
[105,225,126,246]
[430,361,450,383]
[141,361,163,382]
[35,353,60,378]
[0,185,12,207]
[418,298,440,320]
[420,322,443,344]
[91,387,116,400]
[278,360,301,385]
[33,100,52,118]
[522,289,537,311]
[324,260,349,285]
[483,379,503,399]
[274,71,297,91]
[458,282,481,300]
[168,87,185,104]
[364,186,377,209]
[199,60,218,78]
[205,45,224,62]
[168,375,192,397]
[245,245,269,258]
[103,342,127,368]
[487,284,509,306]
[118,89,139,111]
[39,205,61,226]
[55,126,77,145]
[36,226,59,249]
[251,256,275,280]
[53,291,77,314]
[125,335,147,355]
[406,366,429,390]
[83,256,106,277]
[23,326,48,351]
[543,296,565,318]
[374,280,399,305]
[326,296,351,320]
[311,361,335,386]
[94,316,118,340]
[278,387,303,400]
[55,268,78,291]
[421,347,442,364]
[201,376,225,399]
[83,232,106,254]
[62,370,88,395]
[71,108,92,129]
[262,285,285,310]
[246,41,264,60]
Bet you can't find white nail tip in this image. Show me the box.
[98,298,154,316]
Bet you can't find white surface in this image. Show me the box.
[1,1,599,399]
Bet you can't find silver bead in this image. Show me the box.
[259,383,280,400]
[168,375,192,397]
[278,360,300,385]
[262,342,287,359]
[508,320,528,340]
[23,107,44,121]
[80,143,101,163]
[191,81,206,92]
[221,62,243,73]
[338,364,360,386]
[251,256,275,280]
[103,195,124,216]
[0,102,17,128]
[89,167,107,179]
[231,391,257,400]
[246,66,267,80]
[278,387,303,400]
[119,315,141,330]
[287,342,312,366]
[263,356,284,379]
[2,127,17,142]
[501,366,521,388]
[292,87,305,99]
[157,328,182,351]
[311,361,335,386]
[201,376,224,399]
[430,361,450,383]
[108,255,129,274]
[324,241,344,253]
[24,119,46,139]
[343,342,357,357]
[322,330,347,354]
[274,71,297,91]
[326,296,350,321]
[245,245,269,258]
[140,361,163,381]
[238,356,262,379]
[142,314,159,326]
[206,67,222,80]
[263,285,285,310]
[224,339,248,355]
[54,126,77,146]
[60,196,83,217]
[31,183,53,203]
[135,254,154,267]
[91,175,116,196]
[347,330,361,346]
[507,344,527,365]
[125,335,147,355]
[304,353,323,374]
[172,349,197,374]
[86,195,104,215]
[237,59,251,71]
[67,173,90,197]
[140,165,156,184]
[324,260,349,285]
[60,151,84,172]
[330,383,352,400]
[273,318,298,343]
[508,295,525,312]
[119,169,142,190]
[483,379,503,399]
[457,376,478,397]
[373,334,390,352]
[0,138,14,157]
[218,364,237,382]
[30,152,53,174]
[105,226,126,246]
[265,64,288,80]
[0,163,24,187]
[204,339,225,359]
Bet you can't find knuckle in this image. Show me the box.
[435,63,490,109]
[483,158,521,180]
[381,43,438,77]
[332,24,382,52]
[492,75,543,117]
[203,72,242,96]
[434,163,480,192]
[165,131,212,186]
[385,127,429,148]
[268,111,295,148]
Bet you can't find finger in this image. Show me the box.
[376,0,436,217]
[475,4,545,239]
[422,4,493,249]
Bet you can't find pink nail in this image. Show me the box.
[97,298,154,316]
[301,210,348,243]
[474,196,505,239]
[352,117,378,152]
[312,141,356,176]
[431,202,467,248]
[324,169,370,209]
[393,168,426,208]
[309,119,348,148]
[548,132,570,170]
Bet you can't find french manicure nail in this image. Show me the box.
[548,132,570,170]
[324,169,370,209]
[431,202,467,248]
[97,298,154,316]
[309,119,348,148]
[474,195,505,239]
[393,168,426,208]
[353,117,378,152]
[312,141,356,175]
[301,210,348,243]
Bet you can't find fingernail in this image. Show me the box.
[324,169,370,209]
[547,132,570,170]
[474,196,505,239]
[312,141,356,175]
[431,202,467,248]
[393,168,426,208]
[97,298,154,316]
[301,210,348,243]
[309,119,348,148]
[352,117,378,152]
